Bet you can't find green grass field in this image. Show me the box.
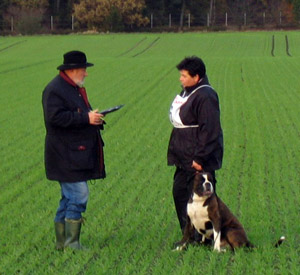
[0,31,300,274]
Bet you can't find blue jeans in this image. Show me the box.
[54,181,89,223]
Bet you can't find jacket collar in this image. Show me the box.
[59,71,91,108]
[183,75,210,95]
[59,71,77,88]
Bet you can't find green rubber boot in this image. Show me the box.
[54,222,65,251]
[64,218,86,250]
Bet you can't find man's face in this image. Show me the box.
[70,68,88,87]
[179,69,199,88]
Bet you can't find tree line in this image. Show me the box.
[0,0,299,34]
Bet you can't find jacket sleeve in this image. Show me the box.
[44,88,90,128]
[193,92,222,165]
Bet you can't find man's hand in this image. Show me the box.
[88,109,104,125]
[192,161,203,171]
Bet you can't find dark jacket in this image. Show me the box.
[167,76,223,172]
[42,74,105,182]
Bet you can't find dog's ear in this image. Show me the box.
[195,171,204,177]
[193,172,201,183]
[194,172,205,184]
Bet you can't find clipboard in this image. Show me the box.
[99,104,124,115]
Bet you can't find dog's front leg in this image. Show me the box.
[213,227,221,252]
[174,217,194,251]
[210,216,222,252]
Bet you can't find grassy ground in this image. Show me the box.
[0,31,299,274]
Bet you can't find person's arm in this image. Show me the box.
[45,90,103,128]
[193,92,222,168]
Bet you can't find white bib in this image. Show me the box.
[169,85,211,128]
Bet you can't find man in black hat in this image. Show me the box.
[42,50,106,250]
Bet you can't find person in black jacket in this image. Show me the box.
[42,51,105,250]
[168,56,223,235]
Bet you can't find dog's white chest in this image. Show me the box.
[187,194,211,235]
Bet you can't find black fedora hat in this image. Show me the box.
[57,50,94,70]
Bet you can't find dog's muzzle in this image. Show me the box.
[203,181,214,196]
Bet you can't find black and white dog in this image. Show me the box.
[175,172,285,252]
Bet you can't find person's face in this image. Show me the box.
[70,68,88,86]
[179,69,199,88]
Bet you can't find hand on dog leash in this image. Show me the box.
[192,161,203,171]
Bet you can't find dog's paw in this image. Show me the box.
[213,245,222,253]
[213,246,227,253]
[172,241,187,251]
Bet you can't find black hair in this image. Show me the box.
[176,56,206,78]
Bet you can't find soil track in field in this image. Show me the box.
[117,37,147,57]
[132,37,160,57]
[271,34,292,57]
[0,60,54,74]
[240,65,244,82]
[271,35,275,57]
[0,40,27,53]
[285,35,292,57]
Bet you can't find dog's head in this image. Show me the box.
[193,172,215,198]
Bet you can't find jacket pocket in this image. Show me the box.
[68,140,95,171]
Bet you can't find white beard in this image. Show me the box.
[77,80,85,87]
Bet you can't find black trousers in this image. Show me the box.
[172,167,216,232]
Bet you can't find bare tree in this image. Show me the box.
[179,0,186,29]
